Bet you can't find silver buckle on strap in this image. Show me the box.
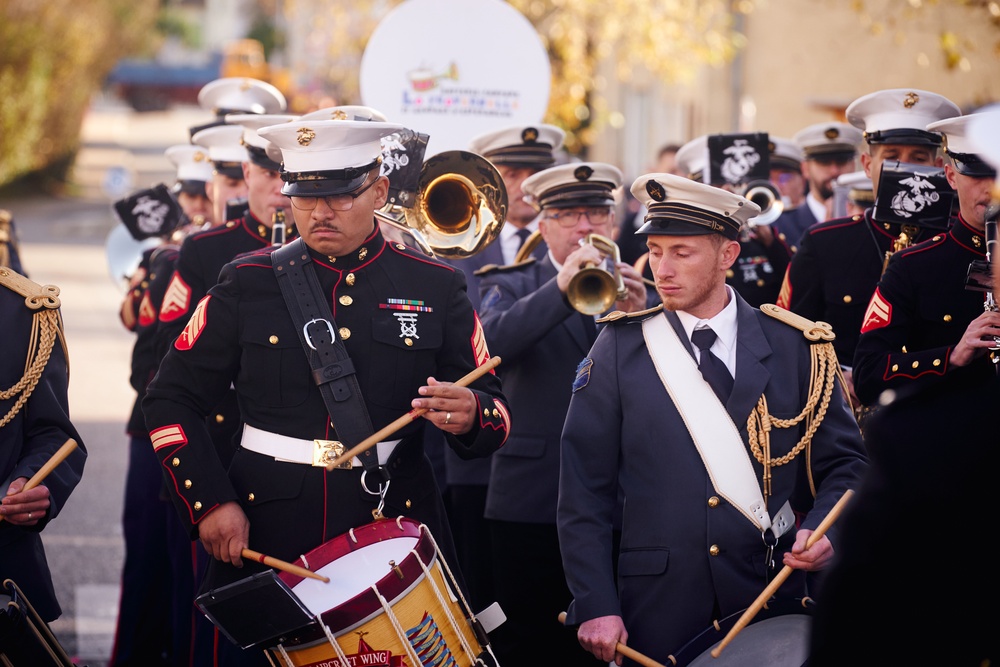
[313,439,351,468]
[303,318,336,351]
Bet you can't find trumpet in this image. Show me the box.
[741,180,785,228]
[375,150,507,259]
[567,233,628,316]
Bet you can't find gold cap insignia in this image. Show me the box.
[646,180,666,202]
[331,110,348,120]
[574,165,594,181]
[824,127,840,140]
[904,92,920,109]
[297,127,316,146]
[194,151,207,162]
[522,127,539,143]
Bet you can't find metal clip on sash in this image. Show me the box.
[272,239,383,480]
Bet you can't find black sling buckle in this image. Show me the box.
[272,239,383,477]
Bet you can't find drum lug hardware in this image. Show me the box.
[389,560,404,580]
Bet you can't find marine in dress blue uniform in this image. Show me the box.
[852,112,1000,408]
[778,89,961,406]
[476,162,648,666]
[143,120,510,666]
[0,268,87,624]
[557,173,867,666]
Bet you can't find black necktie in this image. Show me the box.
[692,327,733,403]
[515,227,531,250]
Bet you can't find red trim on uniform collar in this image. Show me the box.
[950,214,988,256]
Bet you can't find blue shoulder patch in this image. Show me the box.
[572,357,593,393]
[480,285,502,311]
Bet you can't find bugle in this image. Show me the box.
[567,233,627,316]
[375,150,507,259]
[742,180,785,227]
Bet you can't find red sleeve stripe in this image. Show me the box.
[150,424,187,451]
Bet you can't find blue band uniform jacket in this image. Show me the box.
[142,225,510,590]
[852,215,994,406]
[1,270,87,622]
[478,254,595,524]
[556,295,867,662]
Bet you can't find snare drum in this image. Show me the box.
[667,598,814,667]
[267,517,497,667]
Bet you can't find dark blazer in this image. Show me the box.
[478,255,595,523]
[0,273,86,622]
[557,295,867,663]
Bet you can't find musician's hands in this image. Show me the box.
[782,528,834,571]
[750,224,775,247]
[949,310,1000,367]
[199,501,249,567]
[578,615,628,666]
[556,242,606,294]
[0,477,50,525]
[615,263,650,313]
[840,368,860,410]
[414,377,477,435]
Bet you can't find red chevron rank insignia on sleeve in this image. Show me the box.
[175,295,210,350]
[138,291,157,328]
[159,273,192,323]
[861,288,892,333]
[470,312,494,372]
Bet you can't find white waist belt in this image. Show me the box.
[241,424,400,468]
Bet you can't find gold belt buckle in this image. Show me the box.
[313,439,352,469]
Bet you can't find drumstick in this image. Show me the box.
[0,438,78,524]
[558,611,667,667]
[326,356,502,471]
[710,489,855,659]
[242,548,330,583]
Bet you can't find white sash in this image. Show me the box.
[642,313,793,539]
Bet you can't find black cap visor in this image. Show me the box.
[280,160,379,197]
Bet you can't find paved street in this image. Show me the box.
[3,97,214,666]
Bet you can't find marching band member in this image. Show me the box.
[143,119,509,666]
[557,173,867,666]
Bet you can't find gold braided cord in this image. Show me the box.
[747,342,840,506]
[0,308,60,428]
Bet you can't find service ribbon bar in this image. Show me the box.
[379,298,433,312]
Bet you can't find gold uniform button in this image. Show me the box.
[405,337,413,346]
[709,545,720,557]
[756,279,765,287]
[405,499,412,509]
[339,295,353,306]
[172,457,180,467]
[726,269,734,278]
[346,273,356,286]
[933,235,943,242]
[933,359,941,367]
[708,496,720,508]
[943,314,953,322]
[911,361,919,369]
[269,335,279,344]
[396,243,406,250]
[184,480,192,489]
[226,221,236,228]
[193,501,203,511]
[339,327,351,340]
[492,409,500,418]
[248,493,255,502]
[891,364,899,372]
[140,281,149,289]
[843,295,852,304]
[215,413,225,423]
[484,409,490,416]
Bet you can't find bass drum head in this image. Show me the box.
[671,598,814,667]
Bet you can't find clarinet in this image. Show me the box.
[983,216,999,358]
[271,207,286,247]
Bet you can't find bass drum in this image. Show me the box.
[668,597,814,667]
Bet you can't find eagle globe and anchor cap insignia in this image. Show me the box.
[574,165,594,181]
[296,127,315,146]
[646,179,666,202]
[904,92,920,109]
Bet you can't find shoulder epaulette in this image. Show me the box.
[760,303,834,342]
[473,256,537,277]
[0,267,61,310]
[597,303,664,324]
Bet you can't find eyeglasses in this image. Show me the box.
[545,208,613,227]
[289,175,378,212]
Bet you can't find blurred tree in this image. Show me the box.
[289,0,753,156]
[0,0,159,190]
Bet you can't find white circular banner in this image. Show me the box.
[360,0,550,157]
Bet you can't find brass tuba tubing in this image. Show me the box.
[421,174,478,232]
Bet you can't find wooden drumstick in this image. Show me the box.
[711,489,855,659]
[242,548,330,583]
[326,356,502,471]
[558,611,667,667]
[0,438,78,524]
